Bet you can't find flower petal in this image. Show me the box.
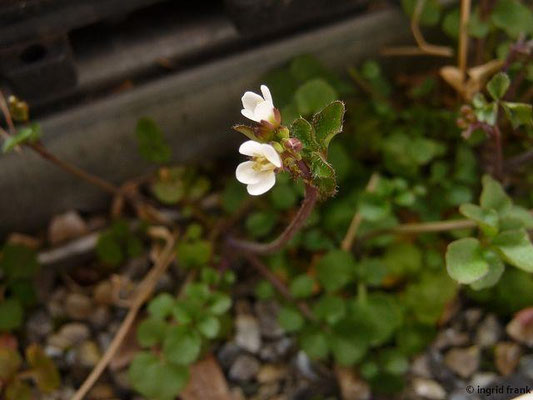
[241,91,263,112]
[236,161,262,184]
[260,85,274,106]
[254,101,276,123]
[260,144,282,168]
[239,140,263,156]
[241,108,258,122]
[247,171,276,196]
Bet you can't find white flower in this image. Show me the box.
[241,85,277,124]
[236,140,282,196]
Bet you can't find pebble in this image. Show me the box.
[235,314,262,353]
[48,211,88,245]
[519,354,533,380]
[48,322,90,350]
[410,354,433,378]
[412,378,446,400]
[230,386,247,400]
[470,372,497,389]
[65,292,93,320]
[229,354,260,382]
[255,300,284,339]
[218,342,242,369]
[336,367,370,400]
[494,342,522,376]
[77,340,102,368]
[252,382,280,400]
[257,364,287,383]
[506,308,533,347]
[434,328,470,349]
[444,346,480,379]
[89,306,112,329]
[26,310,53,341]
[475,314,502,348]
[93,280,113,305]
[259,338,292,362]
[87,383,115,399]
[464,308,483,330]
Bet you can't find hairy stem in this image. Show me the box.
[227,184,318,255]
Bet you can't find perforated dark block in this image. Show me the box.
[0,36,77,103]
[224,0,369,36]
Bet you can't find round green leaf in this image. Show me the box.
[147,293,175,320]
[197,315,220,339]
[446,238,489,284]
[290,274,315,299]
[137,318,168,347]
[163,326,202,366]
[278,306,304,333]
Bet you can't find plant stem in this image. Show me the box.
[505,149,533,171]
[458,0,472,89]
[227,184,318,255]
[341,173,379,251]
[363,219,476,240]
[30,142,122,197]
[72,227,176,400]
[492,125,504,180]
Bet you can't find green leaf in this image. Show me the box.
[502,102,533,129]
[0,245,39,281]
[5,380,33,400]
[487,72,510,100]
[0,347,22,380]
[446,238,489,284]
[207,293,232,315]
[358,192,391,222]
[197,315,220,339]
[137,318,168,347]
[135,117,171,164]
[176,240,212,269]
[310,152,337,198]
[469,8,490,38]
[294,79,338,116]
[379,349,409,375]
[0,299,23,331]
[470,250,505,290]
[328,334,368,366]
[290,274,315,298]
[459,203,499,236]
[383,242,422,278]
[492,229,533,272]
[442,8,459,38]
[316,250,356,292]
[232,125,257,141]
[270,183,298,211]
[221,180,247,214]
[480,174,511,213]
[401,0,441,26]
[290,118,319,151]
[491,0,533,39]
[26,344,61,392]
[312,101,345,150]
[255,280,275,300]
[96,232,123,266]
[500,206,533,230]
[312,295,346,325]
[129,352,189,400]
[301,330,329,360]
[2,124,41,153]
[474,102,498,126]
[147,293,175,320]
[152,180,185,205]
[163,326,202,365]
[246,211,278,239]
[278,306,304,333]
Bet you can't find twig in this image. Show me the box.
[227,184,318,254]
[458,0,472,86]
[71,227,176,400]
[244,253,315,321]
[381,0,453,58]
[340,173,379,251]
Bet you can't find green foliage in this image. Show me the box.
[131,269,232,399]
[447,175,533,288]
[0,343,60,399]
[401,0,441,26]
[316,250,356,292]
[96,220,144,266]
[135,117,171,163]
[491,0,533,38]
[176,224,212,269]
[2,124,41,153]
[295,79,337,116]
[0,245,39,331]
[152,167,210,205]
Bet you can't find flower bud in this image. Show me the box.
[283,138,303,152]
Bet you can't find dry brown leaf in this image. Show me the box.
[181,354,233,400]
